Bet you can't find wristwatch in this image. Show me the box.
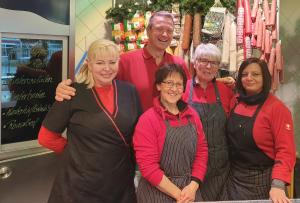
[271,179,286,190]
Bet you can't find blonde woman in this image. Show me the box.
[38,39,142,203]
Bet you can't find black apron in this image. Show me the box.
[226,102,274,200]
[136,119,202,202]
[188,79,229,201]
[46,83,137,203]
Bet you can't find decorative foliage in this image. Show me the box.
[181,0,214,15]
[146,0,174,12]
[105,0,236,23]
[105,1,141,23]
[220,0,236,14]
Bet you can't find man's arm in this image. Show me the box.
[55,79,76,101]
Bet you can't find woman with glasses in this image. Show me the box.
[133,64,208,203]
[38,39,142,203]
[182,43,234,201]
[225,57,295,202]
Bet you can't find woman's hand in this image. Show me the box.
[216,76,236,89]
[55,79,76,101]
[269,187,291,203]
[156,175,182,201]
[177,181,199,203]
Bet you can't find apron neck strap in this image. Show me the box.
[188,77,221,103]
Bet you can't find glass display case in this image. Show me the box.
[0,33,68,152]
[0,33,69,203]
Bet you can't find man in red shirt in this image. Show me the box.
[55,11,234,111]
[55,11,189,111]
[117,11,190,111]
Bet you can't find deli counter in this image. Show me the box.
[0,0,75,202]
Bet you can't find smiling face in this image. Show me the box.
[87,53,119,87]
[156,72,184,108]
[194,56,220,83]
[147,15,174,51]
[241,63,263,95]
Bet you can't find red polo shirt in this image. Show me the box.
[118,47,190,111]
[182,80,234,115]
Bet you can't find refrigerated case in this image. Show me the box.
[0,0,75,202]
[0,34,68,203]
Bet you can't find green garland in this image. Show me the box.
[220,0,236,14]
[105,1,141,23]
[181,0,214,15]
[147,0,174,12]
[105,0,236,23]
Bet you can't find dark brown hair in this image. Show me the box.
[236,57,271,95]
[155,63,187,91]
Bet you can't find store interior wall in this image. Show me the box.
[279,0,300,154]
[278,0,300,196]
[75,0,112,67]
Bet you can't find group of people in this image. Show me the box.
[38,11,296,203]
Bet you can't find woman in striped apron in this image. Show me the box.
[226,58,296,202]
[183,43,234,201]
[133,64,208,203]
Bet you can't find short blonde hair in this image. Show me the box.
[192,43,221,64]
[76,39,119,88]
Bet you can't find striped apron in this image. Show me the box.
[136,119,202,202]
[188,79,229,201]
[226,103,274,200]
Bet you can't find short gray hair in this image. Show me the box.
[147,11,174,30]
[193,43,221,63]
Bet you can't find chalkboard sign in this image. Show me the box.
[1,37,63,144]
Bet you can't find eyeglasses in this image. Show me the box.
[241,72,262,78]
[162,80,184,90]
[196,59,220,67]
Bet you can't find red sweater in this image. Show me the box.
[38,126,66,154]
[183,80,234,115]
[133,97,208,186]
[118,47,190,112]
[230,94,296,184]
[94,85,114,114]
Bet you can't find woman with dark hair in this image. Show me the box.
[133,63,208,203]
[225,57,296,203]
[235,57,272,100]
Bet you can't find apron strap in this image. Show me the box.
[188,78,221,104]
[229,97,265,119]
[212,79,222,104]
[251,102,264,121]
[229,99,239,117]
[164,119,170,127]
[188,78,195,104]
